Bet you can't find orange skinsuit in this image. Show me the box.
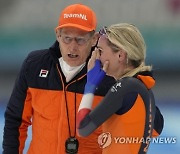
[3,41,115,154]
[77,72,164,154]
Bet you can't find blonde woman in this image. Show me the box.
[77,23,164,154]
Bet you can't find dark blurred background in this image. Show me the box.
[0,0,180,153]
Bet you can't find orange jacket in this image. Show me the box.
[3,41,115,154]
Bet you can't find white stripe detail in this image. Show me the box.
[78,93,94,112]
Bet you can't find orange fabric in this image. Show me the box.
[152,129,159,137]
[18,90,33,154]
[102,95,146,154]
[19,88,103,154]
[56,4,97,32]
[137,75,155,89]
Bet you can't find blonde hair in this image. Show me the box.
[105,23,152,78]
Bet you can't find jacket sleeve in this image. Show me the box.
[3,56,32,154]
[152,106,164,137]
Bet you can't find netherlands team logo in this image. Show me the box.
[111,82,121,92]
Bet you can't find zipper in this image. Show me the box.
[55,63,86,153]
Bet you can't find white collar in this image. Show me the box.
[59,57,85,82]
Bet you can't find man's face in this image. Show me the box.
[56,27,97,67]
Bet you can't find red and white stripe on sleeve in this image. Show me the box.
[77,93,94,129]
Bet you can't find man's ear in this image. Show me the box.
[91,32,100,47]
[55,29,60,42]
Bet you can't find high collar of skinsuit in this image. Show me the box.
[134,71,155,89]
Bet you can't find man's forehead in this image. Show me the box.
[60,27,89,36]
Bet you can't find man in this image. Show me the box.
[3,4,115,154]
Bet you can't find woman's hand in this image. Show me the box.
[88,48,109,72]
[84,49,109,94]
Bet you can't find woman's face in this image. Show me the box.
[97,36,121,77]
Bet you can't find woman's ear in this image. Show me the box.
[91,32,100,47]
[118,50,127,62]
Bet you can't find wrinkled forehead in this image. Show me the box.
[60,27,91,36]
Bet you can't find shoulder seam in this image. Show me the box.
[26,49,50,63]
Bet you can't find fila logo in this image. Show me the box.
[39,69,49,78]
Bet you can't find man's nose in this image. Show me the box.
[69,39,79,50]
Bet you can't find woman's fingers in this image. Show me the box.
[88,51,96,70]
[102,61,109,72]
[88,59,93,71]
[95,48,100,60]
[88,49,99,70]
[88,48,108,72]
